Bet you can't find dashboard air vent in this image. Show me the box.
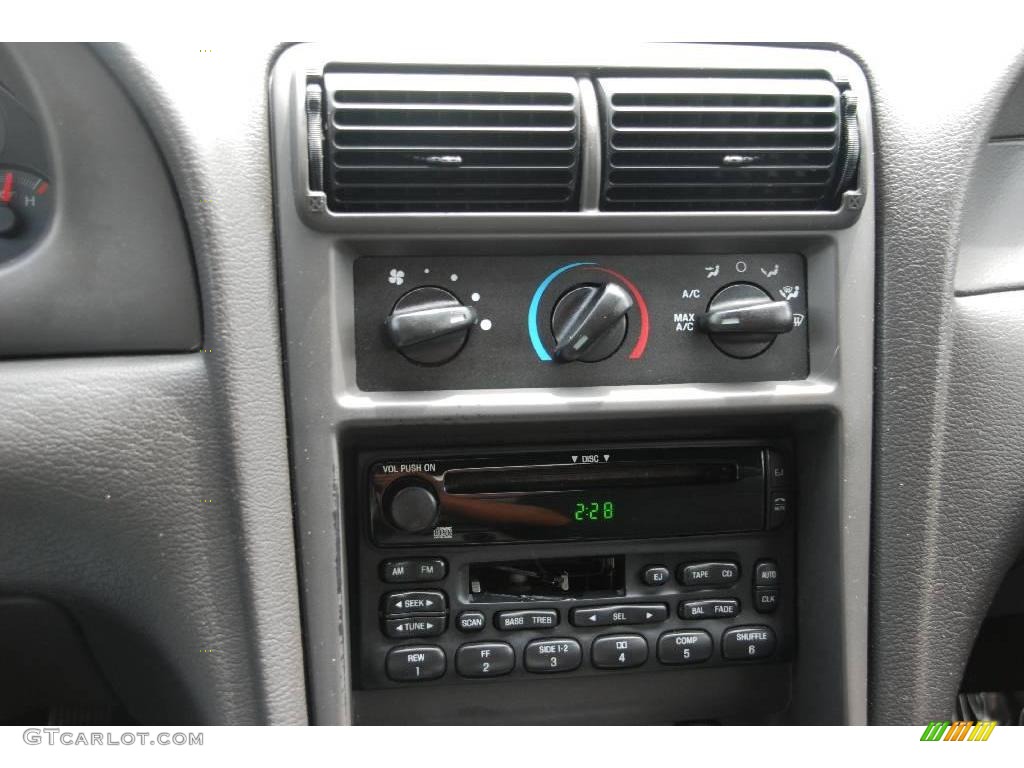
[322,73,581,213]
[597,78,857,212]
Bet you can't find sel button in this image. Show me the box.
[592,634,649,669]
[456,642,515,677]
[722,625,777,660]
[524,638,582,673]
[386,646,445,682]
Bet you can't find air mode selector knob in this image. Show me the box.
[386,286,477,365]
[698,283,795,359]
[550,282,634,362]
[386,483,440,533]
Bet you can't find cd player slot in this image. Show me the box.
[444,462,740,495]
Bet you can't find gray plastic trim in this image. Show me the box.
[270,43,875,725]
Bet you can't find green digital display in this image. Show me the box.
[574,500,615,522]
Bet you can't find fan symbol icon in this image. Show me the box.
[388,268,405,286]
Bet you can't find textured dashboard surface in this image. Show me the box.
[0,43,307,725]
[867,39,1024,723]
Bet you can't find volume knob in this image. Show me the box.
[386,483,440,533]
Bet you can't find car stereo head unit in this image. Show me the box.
[369,444,789,546]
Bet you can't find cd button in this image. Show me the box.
[495,609,559,631]
[592,634,649,669]
[679,562,740,587]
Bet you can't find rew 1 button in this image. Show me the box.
[524,638,582,673]
[496,609,558,631]
[722,626,777,660]
[456,642,515,678]
[386,646,445,682]
[592,634,649,669]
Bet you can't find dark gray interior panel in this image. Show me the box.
[0,43,200,358]
[868,40,1024,724]
[955,140,1024,295]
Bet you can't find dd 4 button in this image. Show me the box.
[722,626,777,660]
[592,634,648,669]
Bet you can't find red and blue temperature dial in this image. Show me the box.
[527,261,650,362]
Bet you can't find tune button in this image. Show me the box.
[383,616,446,639]
[592,634,649,669]
[524,638,582,673]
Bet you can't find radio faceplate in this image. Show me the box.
[351,441,795,695]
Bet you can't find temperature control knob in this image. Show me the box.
[386,286,477,365]
[698,283,795,358]
[550,282,634,362]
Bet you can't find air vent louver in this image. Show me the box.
[322,74,581,213]
[598,78,856,212]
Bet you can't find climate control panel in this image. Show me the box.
[353,254,808,390]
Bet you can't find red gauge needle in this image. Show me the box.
[0,171,13,204]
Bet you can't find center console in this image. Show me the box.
[270,43,875,725]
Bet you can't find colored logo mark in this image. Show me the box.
[920,720,996,742]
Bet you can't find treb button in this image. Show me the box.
[495,609,559,631]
